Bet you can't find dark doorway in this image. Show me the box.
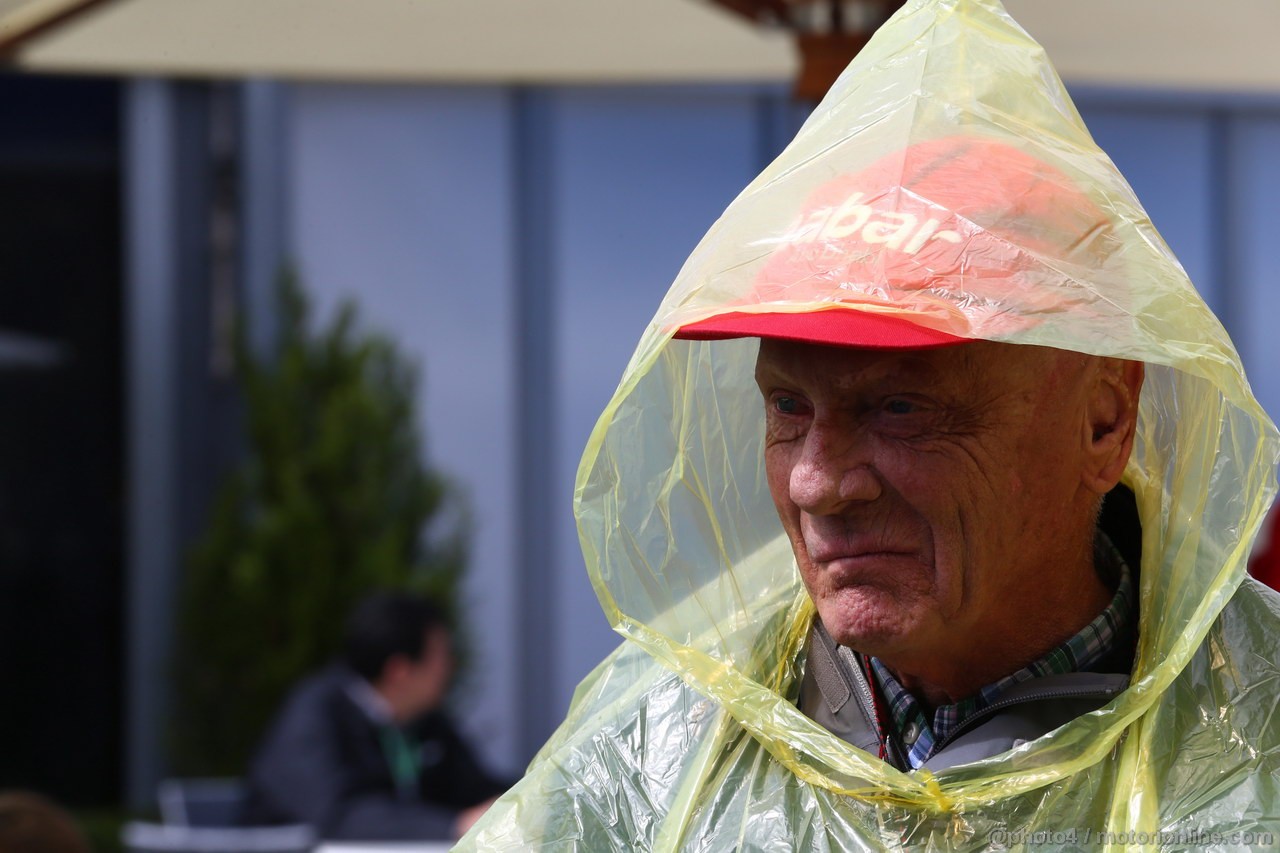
[0,73,124,806]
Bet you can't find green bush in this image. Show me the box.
[74,807,129,853]
[170,274,466,775]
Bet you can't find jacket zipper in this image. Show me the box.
[845,651,909,768]
[932,685,1125,753]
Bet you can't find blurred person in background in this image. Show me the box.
[0,792,90,853]
[243,591,507,841]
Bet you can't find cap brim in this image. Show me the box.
[673,309,970,350]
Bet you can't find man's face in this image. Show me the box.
[402,626,454,718]
[755,338,1102,673]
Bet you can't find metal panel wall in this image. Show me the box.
[281,83,1280,776]
[1079,105,1221,313]
[1225,114,1280,419]
[1078,95,1280,421]
[548,87,777,729]
[285,82,794,768]
[288,83,522,772]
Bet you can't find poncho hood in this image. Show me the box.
[462,0,1280,848]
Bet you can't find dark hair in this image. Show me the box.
[0,791,90,853]
[342,591,448,682]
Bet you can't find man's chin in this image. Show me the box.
[817,602,917,656]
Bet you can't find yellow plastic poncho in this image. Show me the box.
[460,0,1280,849]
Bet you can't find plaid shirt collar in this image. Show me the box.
[867,536,1134,769]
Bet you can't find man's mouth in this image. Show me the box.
[809,550,924,590]
[806,539,916,565]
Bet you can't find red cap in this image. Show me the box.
[674,136,1108,349]
[674,308,967,349]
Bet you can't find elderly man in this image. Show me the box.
[460,0,1280,849]
[755,337,1141,769]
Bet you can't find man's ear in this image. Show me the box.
[1082,358,1144,495]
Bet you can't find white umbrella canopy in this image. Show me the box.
[0,0,87,35]
[5,0,1280,91]
[1006,0,1280,93]
[5,0,795,83]
[0,0,101,51]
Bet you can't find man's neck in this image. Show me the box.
[879,557,1113,710]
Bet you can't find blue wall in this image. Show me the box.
[287,83,805,770]
[288,84,524,770]
[1078,94,1280,415]
[283,81,1280,772]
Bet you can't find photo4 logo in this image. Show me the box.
[986,828,1275,848]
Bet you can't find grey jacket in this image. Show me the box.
[799,621,1130,772]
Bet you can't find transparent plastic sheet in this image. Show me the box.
[458,0,1280,849]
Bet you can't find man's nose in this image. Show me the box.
[789,422,882,514]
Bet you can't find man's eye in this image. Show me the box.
[774,396,802,414]
[884,398,918,415]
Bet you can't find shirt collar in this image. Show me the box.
[868,534,1135,769]
[342,669,396,726]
